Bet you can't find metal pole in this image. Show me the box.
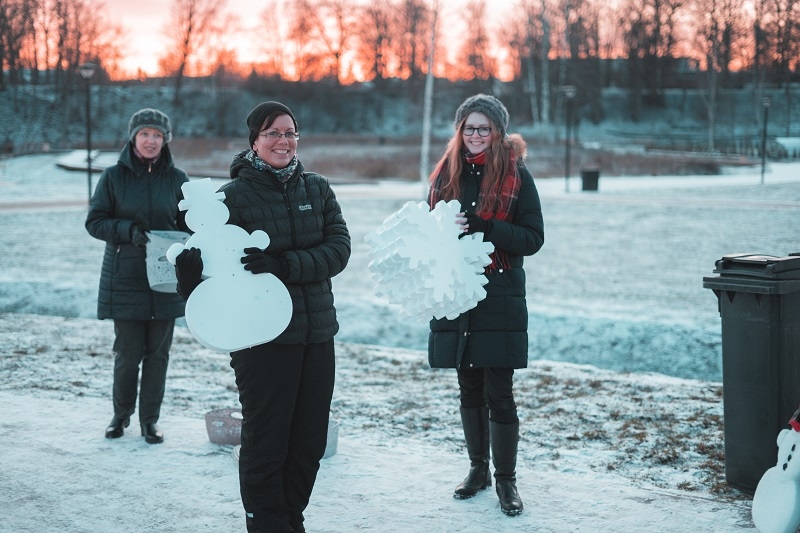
[760,96,771,186]
[78,62,96,205]
[565,101,572,193]
[562,86,576,193]
[85,78,92,203]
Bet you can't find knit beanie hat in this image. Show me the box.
[247,101,298,147]
[453,94,510,137]
[128,108,172,143]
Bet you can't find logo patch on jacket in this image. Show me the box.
[298,204,312,211]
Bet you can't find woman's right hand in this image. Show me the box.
[175,247,203,299]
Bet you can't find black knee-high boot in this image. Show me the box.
[490,420,523,515]
[454,406,492,499]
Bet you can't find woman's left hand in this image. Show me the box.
[241,247,289,280]
[458,212,491,235]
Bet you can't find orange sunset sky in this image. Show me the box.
[108,0,262,76]
[105,0,508,79]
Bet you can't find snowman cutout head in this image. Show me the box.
[166,178,292,352]
[752,408,800,533]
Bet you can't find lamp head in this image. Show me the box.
[78,63,96,80]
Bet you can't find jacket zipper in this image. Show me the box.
[147,167,155,319]
[283,182,311,343]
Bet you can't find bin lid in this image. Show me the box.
[712,253,800,280]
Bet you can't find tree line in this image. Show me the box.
[2,0,799,148]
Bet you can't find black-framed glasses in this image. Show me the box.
[259,131,300,140]
[462,126,492,137]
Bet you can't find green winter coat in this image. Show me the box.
[220,151,351,345]
[85,142,188,320]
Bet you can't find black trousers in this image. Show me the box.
[457,367,518,425]
[230,339,335,533]
[111,319,174,424]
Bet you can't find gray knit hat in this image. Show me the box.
[128,108,172,143]
[453,94,509,137]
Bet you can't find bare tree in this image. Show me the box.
[398,0,431,86]
[750,0,771,126]
[353,1,399,121]
[0,0,36,89]
[689,0,748,149]
[540,0,551,125]
[305,0,357,84]
[286,0,328,81]
[354,1,397,85]
[505,0,544,125]
[619,0,685,119]
[766,0,800,133]
[34,0,119,89]
[160,0,223,105]
[564,0,605,122]
[458,0,495,87]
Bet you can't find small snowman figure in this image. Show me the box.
[166,178,292,352]
[752,406,800,533]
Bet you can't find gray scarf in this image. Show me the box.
[244,149,298,182]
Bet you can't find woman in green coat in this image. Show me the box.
[85,108,188,445]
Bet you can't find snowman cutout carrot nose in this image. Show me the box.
[166,178,292,352]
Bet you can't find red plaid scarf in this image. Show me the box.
[429,150,521,272]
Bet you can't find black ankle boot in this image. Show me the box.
[141,423,164,444]
[454,406,492,499]
[490,420,523,515]
[105,416,130,439]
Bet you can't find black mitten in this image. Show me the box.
[174,247,203,299]
[241,247,289,280]
[463,212,492,235]
[131,225,149,248]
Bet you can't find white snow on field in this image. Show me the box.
[2,153,799,531]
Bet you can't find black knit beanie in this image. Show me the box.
[129,108,172,143]
[453,94,509,137]
[247,101,298,147]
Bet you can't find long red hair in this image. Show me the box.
[428,117,514,214]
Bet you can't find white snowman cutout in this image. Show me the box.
[165,178,292,352]
[752,414,800,533]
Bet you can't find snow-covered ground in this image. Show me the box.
[3,154,800,381]
[2,153,799,531]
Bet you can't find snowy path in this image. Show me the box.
[0,390,752,533]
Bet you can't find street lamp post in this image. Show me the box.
[563,85,576,193]
[77,62,96,204]
[760,96,772,185]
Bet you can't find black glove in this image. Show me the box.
[241,247,289,280]
[130,225,149,248]
[463,212,492,236]
[174,247,203,299]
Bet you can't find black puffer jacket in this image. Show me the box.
[428,143,544,370]
[220,151,351,345]
[85,142,188,320]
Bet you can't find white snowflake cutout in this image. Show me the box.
[365,199,494,321]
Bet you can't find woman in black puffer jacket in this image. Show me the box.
[427,94,544,517]
[85,108,188,445]
[175,101,350,533]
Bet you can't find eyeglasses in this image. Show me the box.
[259,131,300,140]
[462,126,492,137]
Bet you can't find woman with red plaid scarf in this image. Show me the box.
[427,94,545,516]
